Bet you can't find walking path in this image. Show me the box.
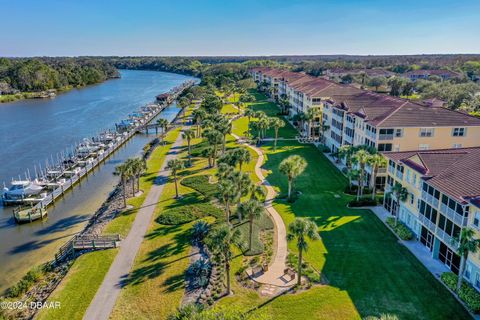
[83,130,185,320]
[232,133,295,288]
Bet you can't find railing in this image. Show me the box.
[419,214,436,233]
[395,171,403,180]
[379,134,394,140]
[440,203,468,226]
[421,191,440,208]
[388,166,395,175]
[436,228,456,249]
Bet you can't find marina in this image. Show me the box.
[0,70,197,293]
[2,80,195,222]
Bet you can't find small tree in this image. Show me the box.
[167,159,185,198]
[237,199,264,252]
[279,155,308,201]
[115,162,132,208]
[368,154,387,199]
[244,108,255,137]
[352,149,371,200]
[156,118,169,136]
[387,183,408,226]
[132,157,147,193]
[453,228,480,292]
[287,218,320,286]
[368,76,387,91]
[205,224,241,295]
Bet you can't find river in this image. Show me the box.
[0,69,197,292]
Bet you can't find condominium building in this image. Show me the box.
[383,147,480,291]
[402,69,463,81]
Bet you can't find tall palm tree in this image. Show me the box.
[217,179,237,223]
[132,158,147,193]
[279,155,308,201]
[257,117,270,141]
[115,162,131,208]
[205,224,240,295]
[244,108,255,137]
[234,148,251,172]
[123,158,137,197]
[182,129,195,166]
[203,128,223,167]
[270,118,285,151]
[319,121,330,144]
[387,183,408,226]
[454,228,480,292]
[192,109,206,137]
[305,107,321,139]
[237,200,264,252]
[368,154,387,199]
[217,120,232,155]
[346,169,360,192]
[287,218,320,286]
[167,159,184,198]
[352,149,371,200]
[338,145,355,169]
[201,146,214,168]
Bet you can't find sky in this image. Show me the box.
[1,0,479,57]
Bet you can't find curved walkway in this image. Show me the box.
[231,133,295,288]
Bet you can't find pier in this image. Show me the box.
[2,80,195,223]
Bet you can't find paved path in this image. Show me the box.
[231,133,295,288]
[83,131,185,320]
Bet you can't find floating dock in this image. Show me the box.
[3,80,195,223]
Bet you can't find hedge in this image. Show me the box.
[441,272,480,313]
[157,202,223,225]
[348,198,378,207]
[181,175,218,199]
[385,217,414,240]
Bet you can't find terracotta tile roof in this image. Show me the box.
[403,69,462,78]
[383,147,480,204]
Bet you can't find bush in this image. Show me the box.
[385,217,414,240]
[348,198,378,207]
[187,258,211,289]
[344,185,373,195]
[157,202,223,225]
[441,272,480,313]
[192,220,210,244]
[6,266,43,298]
[317,145,331,153]
[181,175,218,199]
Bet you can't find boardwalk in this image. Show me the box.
[83,132,185,320]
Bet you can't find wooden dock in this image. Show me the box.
[55,234,121,262]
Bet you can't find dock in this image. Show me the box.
[3,80,196,223]
[55,234,121,262]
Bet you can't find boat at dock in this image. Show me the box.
[2,180,44,204]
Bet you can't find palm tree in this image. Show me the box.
[368,154,387,199]
[201,146,214,168]
[270,118,285,151]
[217,120,232,155]
[156,118,169,136]
[182,129,195,166]
[234,148,251,172]
[338,145,355,169]
[203,128,223,167]
[205,224,240,295]
[244,108,255,137]
[305,107,321,139]
[132,158,147,193]
[217,179,237,222]
[167,159,184,198]
[287,218,320,286]
[346,169,360,192]
[387,183,408,226]
[352,149,371,200]
[192,109,206,137]
[257,117,270,141]
[115,162,131,208]
[454,228,480,292]
[319,121,330,144]
[123,158,137,197]
[279,155,308,201]
[237,200,264,252]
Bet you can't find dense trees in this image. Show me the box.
[0,57,119,93]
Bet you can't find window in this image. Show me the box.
[420,128,434,137]
[452,127,466,137]
[395,128,403,137]
[406,169,411,183]
[378,143,392,151]
[474,211,480,228]
[453,144,462,148]
[476,273,480,289]
[465,264,472,280]
[419,144,429,150]
[413,173,417,186]
[410,193,415,205]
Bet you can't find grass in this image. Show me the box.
[218,91,472,320]
[36,249,117,320]
[36,127,182,320]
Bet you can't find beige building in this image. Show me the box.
[383,148,480,291]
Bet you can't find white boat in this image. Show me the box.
[2,180,44,200]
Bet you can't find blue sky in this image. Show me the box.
[1,0,479,56]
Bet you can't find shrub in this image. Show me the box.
[441,272,480,313]
[317,145,331,153]
[181,175,218,199]
[157,202,223,225]
[348,198,377,207]
[6,266,43,298]
[187,258,211,289]
[192,220,210,244]
[344,185,373,195]
[385,217,413,240]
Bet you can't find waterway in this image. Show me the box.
[0,69,196,292]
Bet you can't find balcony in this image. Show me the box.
[388,166,395,175]
[395,171,403,180]
[440,203,468,226]
[421,191,439,208]
[436,228,456,249]
[379,134,394,140]
[377,167,387,174]
[419,214,436,233]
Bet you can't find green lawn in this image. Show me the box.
[36,249,117,320]
[219,91,472,320]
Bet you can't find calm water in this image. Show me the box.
[0,69,196,292]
